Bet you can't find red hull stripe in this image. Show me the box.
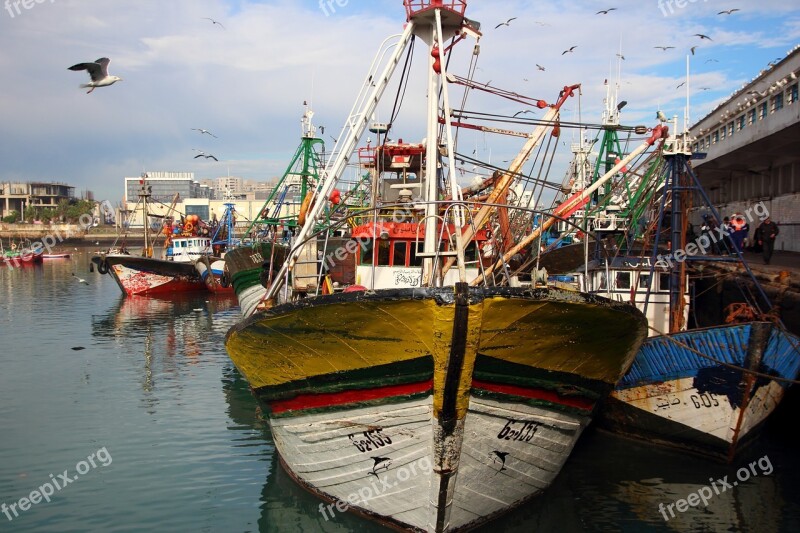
[124,279,206,296]
[270,380,433,414]
[472,379,595,411]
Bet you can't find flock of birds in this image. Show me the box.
[492,7,746,91]
[63,7,759,170]
[66,18,224,163]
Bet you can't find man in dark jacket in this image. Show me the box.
[757,216,780,265]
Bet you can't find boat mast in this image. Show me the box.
[140,173,152,258]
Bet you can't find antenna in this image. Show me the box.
[685,55,691,133]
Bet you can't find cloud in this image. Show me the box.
[0,0,796,202]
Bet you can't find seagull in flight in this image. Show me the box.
[202,17,225,28]
[596,8,617,15]
[192,128,217,138]
[513,110,533,117]
[495,17,516,29]
[193,150,219,161]
[691,46,698,55]
[72,273,89,284]
[616,53,625,60]
[705,58,719,63]
[676,81,686,89]
[562,45,578,55]
[694,33,713,40]
[536,64,545,71]
[654,46,675,51]
[718,9,740,15]
[68,58,121,94]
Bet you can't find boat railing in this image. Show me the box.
[404,0,467,20]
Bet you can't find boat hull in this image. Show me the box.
[599,322,800,459]
[194,257,233,294]
[93,254,207,296]
[225,286,647,531]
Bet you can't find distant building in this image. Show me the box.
[124,172,214,204]
[0,181,76,218]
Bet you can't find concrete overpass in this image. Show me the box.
[689,45,800,252]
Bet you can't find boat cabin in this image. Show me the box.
[579,256,689,337]
[166,236,212,262]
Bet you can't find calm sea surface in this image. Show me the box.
[1,250,799,532]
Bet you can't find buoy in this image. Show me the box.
[298,192,315,226]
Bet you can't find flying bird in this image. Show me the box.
[676,81,686,89]
[718,9,740,15]
[694,33,713,40]
[536,63,545,71]
[705,58,719,63]
[67,57,121,94]
[513,110,533,117]
[193,150,219,161]
[202,17,225,28]
[699,87,711,91]
[562,45,578,55]
[690,46,699,55]
[495,17,516,29]
[192,128,217,138]
[654,46,675,51]
[616,53,625,60]
[72,273,88,284]
[596,8,617,15]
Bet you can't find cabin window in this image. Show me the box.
[360,240,374,265]
[409,241,424,267]
[393,241,408,267]
[638,274,651,289]
[615,271,631,290]
[377,240,391,266]
[658,273,670,292]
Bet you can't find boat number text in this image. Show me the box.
[348,429,393,453]
[691,392,720,409]
[249,252,264,264]
[497,420,539,442]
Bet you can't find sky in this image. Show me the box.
[1,0,798,204]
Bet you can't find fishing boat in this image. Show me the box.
[225,3,649,530]
[223,104,352,316]
[574,117,800,460]
[2,239,44,266]
[194,191,239,294]
[92,175,211,296]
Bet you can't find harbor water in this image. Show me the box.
[2,251,799,532]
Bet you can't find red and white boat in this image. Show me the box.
[92,175,216,296]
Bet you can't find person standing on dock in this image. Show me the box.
[730,214,749,253]
[757,216,779,265]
